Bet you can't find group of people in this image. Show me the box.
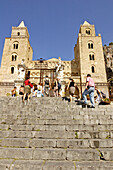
[11,76,62,102]
[32,76,62,98]
[11,74,107,107]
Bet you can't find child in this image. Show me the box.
[11,86,17,97]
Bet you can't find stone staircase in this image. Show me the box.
[0,96,113,170]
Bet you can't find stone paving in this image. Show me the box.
[0,96,113,170]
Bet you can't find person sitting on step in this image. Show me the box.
[11,86,17,97]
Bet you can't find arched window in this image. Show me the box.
[12,54,17,61]
[13,43,18,49]
[17,32,20,36]
[91,66,95,73]
[91,43,93,49]
[89,54,95,60]
[88,42,94,49]
[86,29,91,35]
[11,67,14,74]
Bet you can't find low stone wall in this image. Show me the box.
[0,82,14,96]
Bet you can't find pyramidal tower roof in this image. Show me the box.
[18,21,25,27]
[83,21,90,26]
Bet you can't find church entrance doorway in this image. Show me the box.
[26,58,56,86]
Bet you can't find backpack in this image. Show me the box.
[45,79,49,86]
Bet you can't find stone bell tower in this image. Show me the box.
[0,21,33,82]
[74,21,108,95]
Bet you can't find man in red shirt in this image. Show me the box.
[82,74,95,108]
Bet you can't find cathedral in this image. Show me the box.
[0,21,108,96]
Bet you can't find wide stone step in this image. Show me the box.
[0,117,113,125]
[0,112,113,123]
[43,161,113,170]
[1,108,113,117]
[0,148,112,161]
[0,130,113,139]
[0,138,112,149]
[0,160,113,170]
[0,97,112,109]
[0,114,113,126]
[0,124,113,132]
[1,113,112,119]
[8,124,113,131]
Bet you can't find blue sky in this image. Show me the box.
[0,0,113,63]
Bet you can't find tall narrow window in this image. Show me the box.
[16,44,18,49]
[91,43,93,49]
[89,54,95,60]
[13,43,18,49]
[12,55,14,61]
[88,42,94,49]
[88,43,90,49]
[92,54,94,60]
[12,55,17,61]
[89,54,92,60]
[17,32,20,36]
[11,67,14,74]
[91,66,95,73]
[28,71,30,78]
[15,55,17,61]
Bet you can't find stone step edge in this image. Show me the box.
[0,159,113,165]
[0,148,112,161]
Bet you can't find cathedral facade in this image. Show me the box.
[0,21,108,96]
